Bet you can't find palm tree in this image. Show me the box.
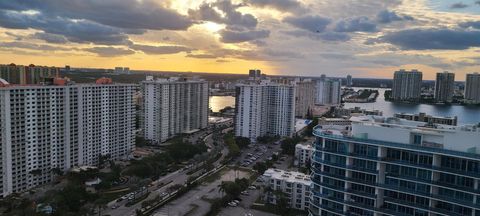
[217,181,227,196]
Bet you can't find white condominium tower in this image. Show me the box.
[434,71,455,103]
[142,76,209,143]
[0,78,136,197]
[392,69,423,101]
[315,78,341,106]
[235,79,295,141]
[465,72,480,104]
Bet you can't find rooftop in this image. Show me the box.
[316,115,480,156]
[263,168,311,185]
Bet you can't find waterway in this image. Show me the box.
[209,96,235,112]
[209,90,480,124]
[343,88,480,125]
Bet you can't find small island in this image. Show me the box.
[343,88,379,103]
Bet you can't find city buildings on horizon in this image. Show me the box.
[434,71,455,103]
[142,76,209,144]
[346,75,353,87]
[0,63,59,85]
[0,77,136,197]
[392,69,423,101]
[465,72,480,104]
[311,115,480,216]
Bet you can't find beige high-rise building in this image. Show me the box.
[465,72,480,104]
[295,79,316,118]
[434,71,455,103]
[392,69,423,101]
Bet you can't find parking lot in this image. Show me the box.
[235,142,283,168]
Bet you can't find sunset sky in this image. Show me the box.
[0,0,479,80]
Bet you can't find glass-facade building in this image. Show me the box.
[310,120,480,216]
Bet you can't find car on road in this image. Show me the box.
[111,204,119,209]
[241,191,249,195]
[248,185,257,190]
[233,200,240,204]
[228,202,238,207]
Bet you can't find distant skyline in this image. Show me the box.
[0,0,479,80]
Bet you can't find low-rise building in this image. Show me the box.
[262,169,311,211]
[394,112,458,126]
[295,143,313,167]
[334,106,383,117]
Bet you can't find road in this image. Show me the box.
[104,129,230,216]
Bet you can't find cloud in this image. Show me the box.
[220,29,270,43]
[83,46,135,57]
[376,10,414,23]
[186,54,218,59]
[476,1,480,5]
[244,0,307,13]
[283,15,331,33]
[450,2,469,9]
[0,0,193,31]
[32,32,68,44]
[459,21,480,29]
[0,10,132,45]
[189,1,258,29]
[0,41,71,51]
[378,28,480,50]
[129,44,194,55]
[282,30,351,42]
[334,17,377,32]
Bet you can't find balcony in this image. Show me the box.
[313,126,480,161]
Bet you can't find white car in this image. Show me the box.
[233,200,240,204]
[228,202,238,207]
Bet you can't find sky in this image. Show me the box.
[0,0,479,80]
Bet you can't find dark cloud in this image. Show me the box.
[220,29,270,43]
[0,10,132,45]
[244,0,307,13]
[450,2,469,9]
[459,21,480,29]
[0,41,71,51]
[378,28,480,50]
[189,0,257,29]
[476,1,480,5]
[334,17,377,33]
[129,44,194,55]
[283,15,331,33]
[282,30,350,42]
[32,32,68,44]
[376,10,414,23]
[83,46,135,57]
[186,54,217,59]
[0,0,193,31]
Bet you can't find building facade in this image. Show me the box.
[392,69,423,101]
[315,78,341,106]
[295,143,314,167]
[346,75,353,87]
[435,72,455,103]
[310,116,480,216]
[142,76,209,143]
[465,73,480,104]
[334,107,383,117]
[235,80,296,141]
[395,112,458,126]
[262,169,312,211]
[0,64,59,85]
[0,80,136,197]
[295,79,316,118]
